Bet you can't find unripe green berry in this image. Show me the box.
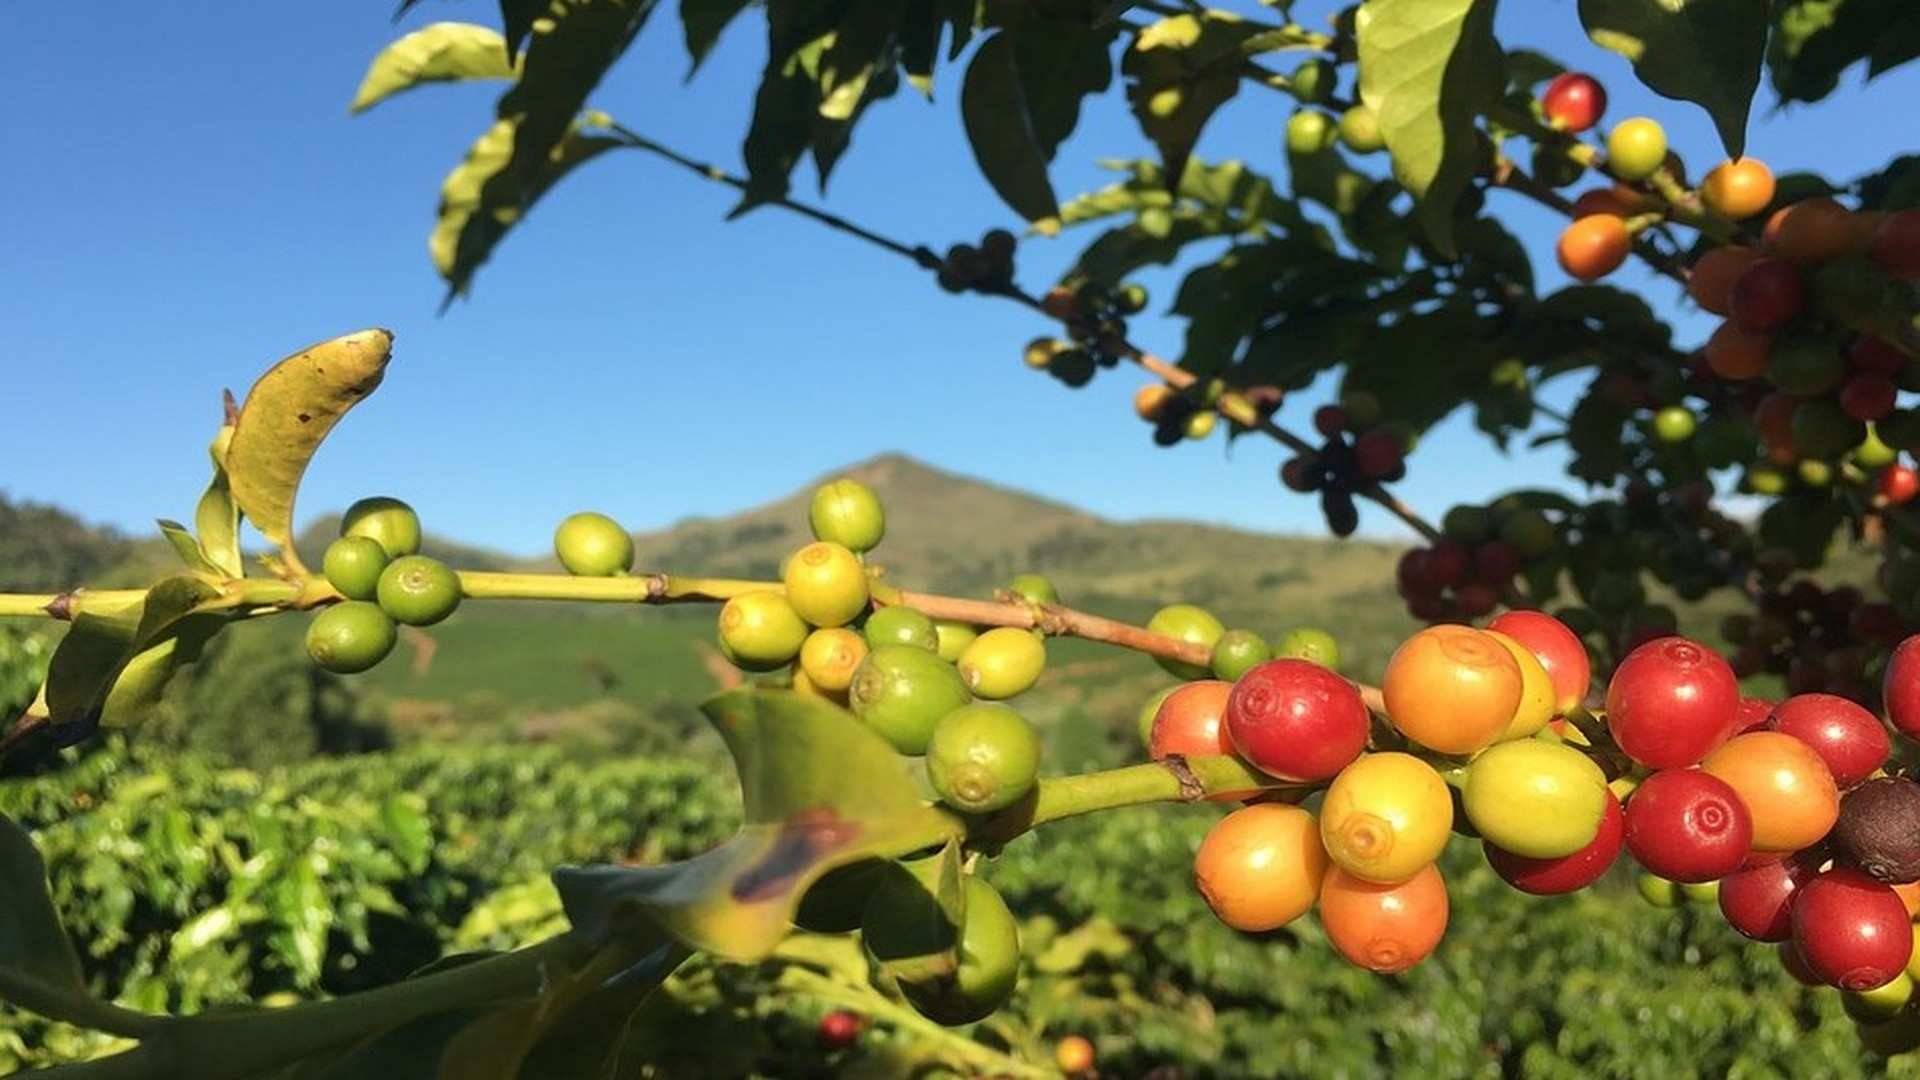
[1442,505,1493,544]
[323,536,389,601]
[1286,110,1336,156]
[809,479,886,553]
[1147,604,1226,679]
[1499,510,1556,558]
[934,620,979,663]
[1274,626,1341,670]
[1137,685,1179,748]
[1185,411,1217,440]
[865,606,940,652]
[1463,740,1608,858]
[341,496,421,558]
[1210,629,1271,681]
[1289,58,1337,104]
[1651,406,1696,444]
[1337,104,1385,153]
[1007,573,1059,606]
[849,645,973,754]
[375,555,462,627]
[554,511,633,576]
[1116,283,1149,314]
[1636,872,1680,908]
[306,601,398,674]
[783,541,870,628]
[863,868,1020,1026]
[718,592,809,671]
[957,627,1047,700]
[926,703,1041,813]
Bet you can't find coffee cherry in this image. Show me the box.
[1280,455,1322,492]
[1701,159,1775,220]
[1486,610,1591,715]
[553,511,633,576]
[376,555,462,627]
[926,703,1040,814]
[1792,867,1913,990]
[1651,405,1696,443]
[1007,573,1059,606]
[1194,803,1329,931]
[1689,246,1763,315]
[848,645,972,755]
[1704,321,1770,380]
[322,536,389,601]
[1134,384,1174,422]
[1571,186,1646,218]
[1337,103,1385,152]
[1871,209,1920,279]
[1024,337,1065,369]
[783,541,869,628]
[1852,335,1910,376]
[1771,197,1857,264]
[1605,117,1667,181]
[1719,850,1822,942]
[1147,603,1226,679]
[1832,778,1920,884]
[1845,974,1917,1025]
[1881,464,1920,505]
[1224,659,1369,783]
[1288,57,1337,103]
[1767,693,1890,788]
[1317,863,1449,974]
[1054,1035,1096,1076]
[817,1009,862,1050]
[1209,628,1271,681]
[1486,789,1623,895]
[1638,872,1681,908]
[1883,635,1920,737]
[1541,72,1606,132]
[1136,685,1178,749]
[1320,752,1453,883]
[1700,732,1839,854]
[799,627,868,694]
[957,627,1046,700]
[718,592,810,671]
[1149,679,1235,763]
[1383,625,1523,755]
[933,620,978,663]
[1623,769,1754,883]
[1352,430,1405,479]
[1842,374,1899,422]
[1464,740,1609,858]
[1605,636,1738,768]
[1286,109,1337,155]
[1730,258,1806,332]
[865,606,939,652]
[1498,510,1556,558]
[305,601,398,674]
[1557,215,1631,281]
[341,496,422,558]
[863,869,1019,1025]
[1116,283,1149,313]
[1483,630,1555,740]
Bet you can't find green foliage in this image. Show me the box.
[1769,0,1920,104]
[350,22,518,114]
[1579,0,1767,157]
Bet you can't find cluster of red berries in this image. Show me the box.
[1023,279,1149,389]
[1279,393,1412,537]
[1394,499,1556,621]
[936,227,1018,295]
[1724,581,1906,699]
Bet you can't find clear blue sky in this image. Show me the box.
[3,4,1914,557]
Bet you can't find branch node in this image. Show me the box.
[1162,755,1207,802]
[44,593,75,621]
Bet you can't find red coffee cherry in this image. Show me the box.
[1541,72,1607,133]
[1225,659,1370,782]
[1719,851,1823,942]
[1791,867,1914,990]
[1605,637,1740,768]
[1485,789,1623,895]
[1729,258,1806,332]
[1767,693,1890,789]
[1623,769,1754,883]
[1883,635,1920,738]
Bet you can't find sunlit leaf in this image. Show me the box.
[1355,0,1504,256]
[554,690,962,961]
[1122,13,1257,198]
[350,23,518,114]
[193,424,244,580]
[961,25,1112,229]
[1579,0,1765,158]
[225,329,394,570]
[157,519,221,577]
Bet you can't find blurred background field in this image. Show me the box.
[0,459,1904,1076]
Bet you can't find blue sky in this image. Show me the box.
[2,4,1915,557]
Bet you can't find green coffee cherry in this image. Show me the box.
[1845,974,1916,1024]
[341,496,421,558]
[1288,58,1337,104]
[1636,873,1680,908]
[1441,505,1492,544]
[1651,406,1696,444]
[849,645,973,754]
[1116,283,1149,314]
[718,592,810,671]
[1147,604,1226,679]
[1007,573,1059,606]
[926,703,1041,814]
[1210,629,1271,681]
[554,511,634,576]
[809,479,886,553]
[865,606,939,652]
[1499,510,1556,558]
[305,601,398,674]
[957,627,1047,700]
[1337,104,1385,153]
[376,556,462,627]
[1286,110,1337,155]
[1137,685,1179,748]
[934,620,979,663]
[863,867,1021,1026]
[1463,741,1608,858]
[783,541,870,628]
[1679,880,1720,905]
[1855,425,1899,469]
[322,536,389,601]
[1274,626,1341,670]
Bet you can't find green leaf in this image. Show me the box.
[1355,0,1504,256]
[1122,13,1257,198]
[432,117,625,298]
[1769,0,1920,103]
[498,0,546,59]
[1578,0,1766,158]
[157,519,221,577]
[225,330,394,570]
[680,0,755,76]
[1504,47,1566,91]
[193,425,245,580]
[0,814,86,997]
[554,689,961,961]
[350,23,518,114]
[962,24,1114,228]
